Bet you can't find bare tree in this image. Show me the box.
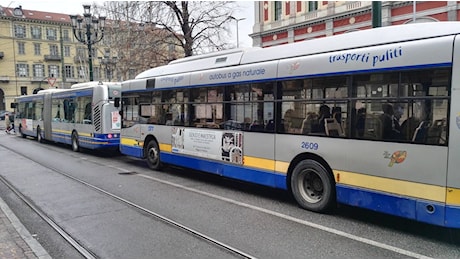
[145,1,238,56]
[92,1,238,79]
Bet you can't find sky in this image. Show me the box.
[0,0,255,48]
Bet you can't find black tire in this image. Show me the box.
[71,132,80,152]
[145,140,162,170]
[37,127,43,143]
[19,126,26,138]
[290,159,336,212]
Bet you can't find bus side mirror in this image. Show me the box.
[10,103,16,109]
[114,98,120,108]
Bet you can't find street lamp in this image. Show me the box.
[229,16,246,48]
[69,5,106,81]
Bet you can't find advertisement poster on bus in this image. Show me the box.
[171,127,243,164]
[21,118,33,131]
[111,111,121,130]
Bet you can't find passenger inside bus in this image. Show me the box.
[380,103,401,140]
[312,104,331,134]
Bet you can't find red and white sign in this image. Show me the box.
[47,77,56,87]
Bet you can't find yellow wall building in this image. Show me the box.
[0,5,183,111]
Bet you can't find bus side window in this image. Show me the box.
[84,102,92,124]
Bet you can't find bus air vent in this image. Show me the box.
[94,106,102,132]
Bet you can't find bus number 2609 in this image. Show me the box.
[301,141,319,150]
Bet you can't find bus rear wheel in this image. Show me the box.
[291,159,335,213]
[146,140,162,170]
[19,126,26,138]
[71,132,80,152]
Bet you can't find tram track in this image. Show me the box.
[0,143,255,259]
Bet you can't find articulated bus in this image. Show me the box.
[119,22,460,228]
[12,81,121,151]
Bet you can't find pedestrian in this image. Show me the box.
[8,113,15,134]
[5,113,10,133]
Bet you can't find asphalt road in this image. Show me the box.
[0,129,459,258]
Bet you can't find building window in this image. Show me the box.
[16,64,29,77]
[76,47,86,57]
[308,1,318,12]
[64,46,71,57]
[21,86,27,95]
[14,24,26,38]
[33,64,45,78]
[49,44,59,56]
[46,28,57,40]
[274,1,282,21]
[31,26,42,39]
[77,66,87,79]
[34,43,41,55]
[62,29,70,41]
[17,42,25,54]
[65,65,75,78]
[48,65,59,78]
[104,48,110,58]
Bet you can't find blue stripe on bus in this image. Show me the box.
[335,184,458,227]
[445,205,460,228]
[120,144,144,158]
[52,132,119,149]
[119,144,287,189]
[125,62,451,93]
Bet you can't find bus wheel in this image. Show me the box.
[146,140,162,170]
[37,127,43,143]
[290,159,335,213]
[19,126,26,138]
[71,132,80,152]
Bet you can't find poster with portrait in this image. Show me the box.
[171,128,243,164]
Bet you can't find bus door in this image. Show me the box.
[43,92,53,140]
[446,35,460,218]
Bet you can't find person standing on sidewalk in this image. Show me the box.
[5,113,10,133]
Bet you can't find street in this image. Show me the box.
[0,126,459,258]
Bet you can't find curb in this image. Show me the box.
[0,196,51,259]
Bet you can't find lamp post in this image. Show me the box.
[229,16,246,48]
[69,5,106,81]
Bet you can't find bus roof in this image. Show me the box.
[71,81,121,89]
[135,22,460,79]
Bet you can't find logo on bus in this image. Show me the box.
[383,150,407,167]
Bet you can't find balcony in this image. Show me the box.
[44,55,62,61]
[0,76,9,82]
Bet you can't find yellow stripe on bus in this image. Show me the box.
[121,137,141,146]
[53,129,92,137]
[334,170,446,203]
[446,188,460,205]
[243,156,275,171]
[160,143,172,152]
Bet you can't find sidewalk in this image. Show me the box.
[0,121,51,259]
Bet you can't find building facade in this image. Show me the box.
[251,1,460,47]
[0,5,182,111]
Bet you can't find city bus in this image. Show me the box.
[12,81,121,151]
[118,22,460,228]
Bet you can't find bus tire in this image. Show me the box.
[145,140,162,170]
[71,132,80,152]
[19,126,26,138]
[290,159,336,213]
[37,127,43,143]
